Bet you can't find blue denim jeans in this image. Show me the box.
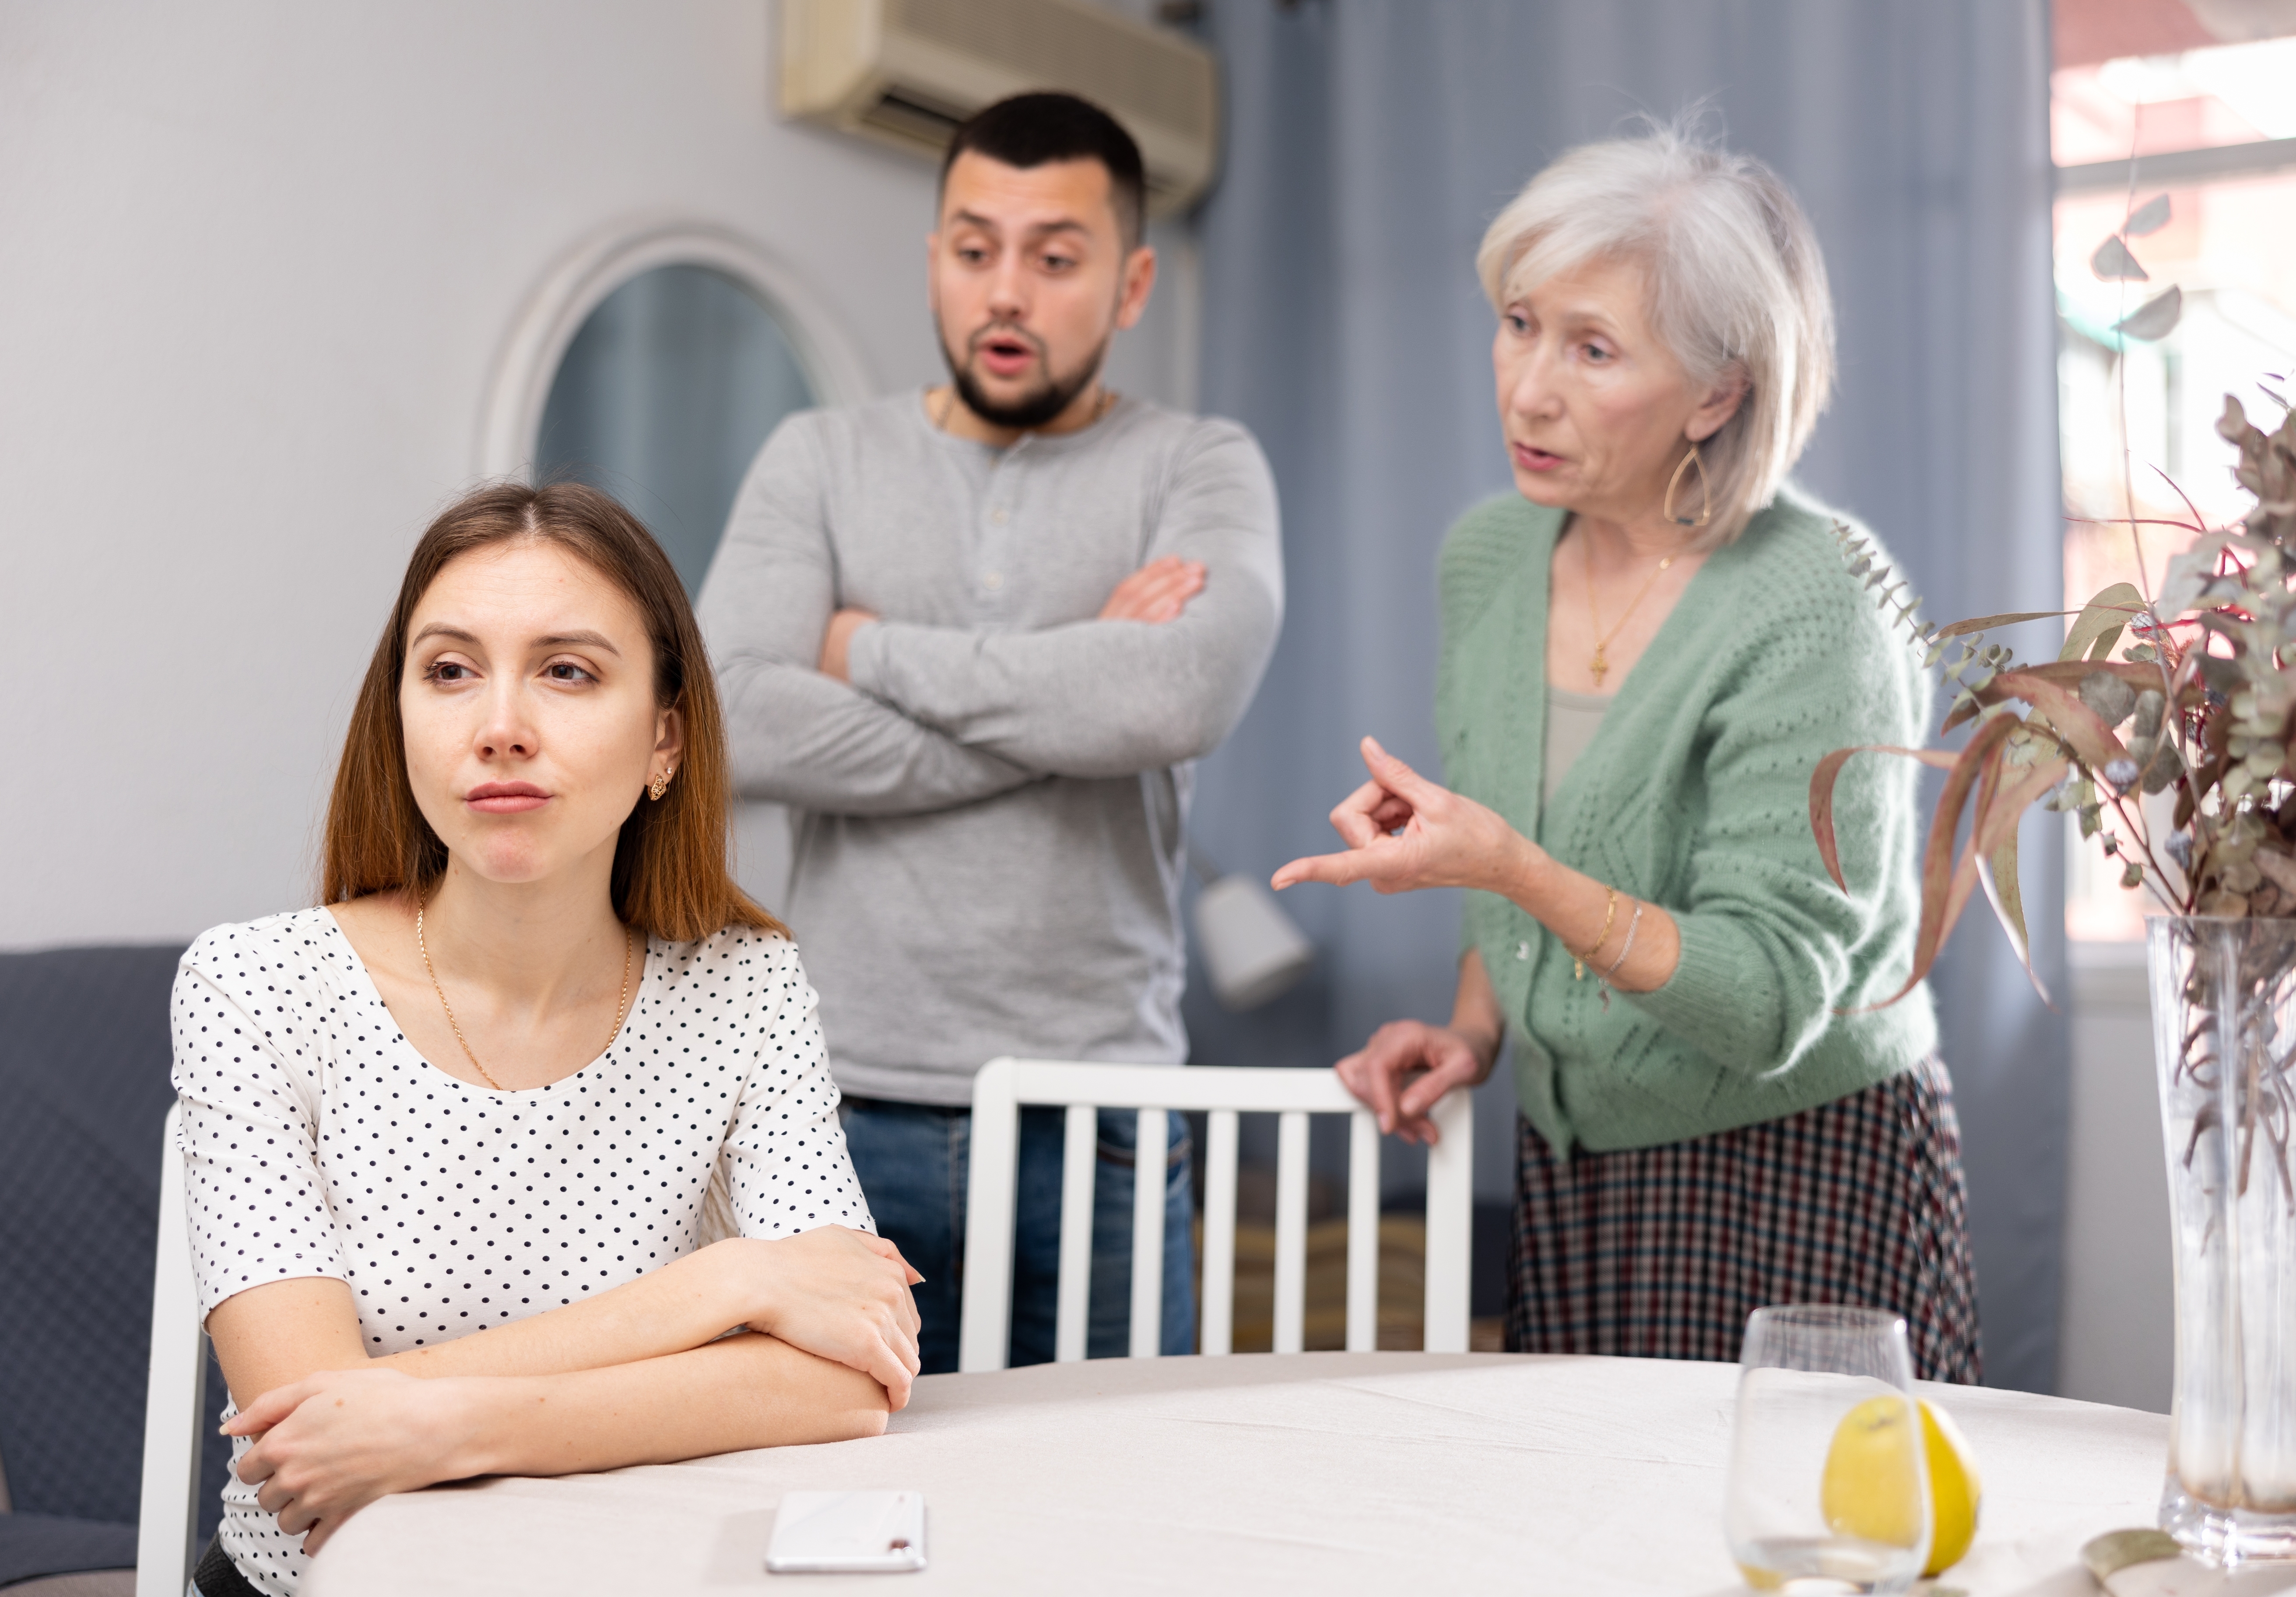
[839,1096,1195,1374]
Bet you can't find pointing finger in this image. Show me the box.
[1271,849,1374,890]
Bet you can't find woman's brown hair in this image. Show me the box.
[321,481,786,943]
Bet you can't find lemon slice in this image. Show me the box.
[1820,1395,1983,1576]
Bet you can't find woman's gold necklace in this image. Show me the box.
[415,901,633,1092]
[1583,535,1676,690]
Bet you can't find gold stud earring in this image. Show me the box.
[1663,443,1713,528]
[648,770,671,802]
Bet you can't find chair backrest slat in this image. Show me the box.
[1127,1108,1170,1358]
[1053,1105,1096,1363]
[959,1060,1472,1371]
[958,1067,1022,1373]
[1422,1090,1474,1353]
[1199,1108,1239,1357]
[1271,1110,1310,1354]
[1345,1110,1381,1352]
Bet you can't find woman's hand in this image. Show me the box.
[227,1366,479,1555]
[725,1227,925,1409]
[1273,736,1545,898]
[1337,1021,1497,1146]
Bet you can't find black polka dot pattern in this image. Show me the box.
[168,907,869,1596]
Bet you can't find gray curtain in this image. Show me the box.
[1181,0,2070,1392]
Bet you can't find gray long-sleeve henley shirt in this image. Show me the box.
[697,391,1284,1105]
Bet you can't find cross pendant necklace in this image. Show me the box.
[1584,536,1675,690]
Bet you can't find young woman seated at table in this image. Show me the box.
[171,483,921,1597]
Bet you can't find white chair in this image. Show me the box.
[136,1103,207,1597]
[958,1059,1472,1373]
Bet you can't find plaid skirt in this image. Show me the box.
[1506,1055,1982,1383]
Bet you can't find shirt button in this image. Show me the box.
[1515,941,1531,961]
[983,572,1004,591]
[990,507,1010,524]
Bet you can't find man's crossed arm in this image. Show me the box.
[698,417,1282,816]
[818,554,1204,680]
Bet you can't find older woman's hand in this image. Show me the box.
[1272,736,1542,897]
[1337,1018,1498,1146]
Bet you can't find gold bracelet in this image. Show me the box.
[1572,887,1618,981]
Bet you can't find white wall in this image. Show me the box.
[0,1,1196,950]
[2058,941,2173,1411]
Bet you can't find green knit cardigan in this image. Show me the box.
[1436,486,1940,1154]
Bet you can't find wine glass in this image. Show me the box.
[1724,1305,1931,1594]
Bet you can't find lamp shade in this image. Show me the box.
[1193,873,1315,1010]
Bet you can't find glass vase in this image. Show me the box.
[2150,915,2296,1565]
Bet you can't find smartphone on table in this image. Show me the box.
[765,1490,927,1574]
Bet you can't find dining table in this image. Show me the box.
[303,1350,2216,1596]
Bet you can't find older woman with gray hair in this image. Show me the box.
[1275,124,1980,1381]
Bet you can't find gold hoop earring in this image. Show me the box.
[1664,444,1713,529]
[648,770,671,802]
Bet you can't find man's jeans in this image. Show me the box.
[839,1096,1195,1374]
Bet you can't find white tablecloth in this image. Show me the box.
[304,1352,2173,1596]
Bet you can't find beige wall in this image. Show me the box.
[2059,941,2171,1411]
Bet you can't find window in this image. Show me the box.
[2053,4,2296,941]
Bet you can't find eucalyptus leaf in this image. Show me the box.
[2082,1529,2180,1583]
[2061,582,2145,663]
[2124,193,2171,236]
[2143,741,2185,795]
[1933,610,2066,640]
[2091,234,2149,281]
[2253,848,2296,897]
[2079,670,2138,728]
[2160,535,2233,615]
[2132,689,2165,741]
[1980,837,2032,981]
[2114,284,2183,341]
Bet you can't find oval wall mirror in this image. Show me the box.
[535,264,816,596]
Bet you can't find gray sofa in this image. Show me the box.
[0,946,232,1591]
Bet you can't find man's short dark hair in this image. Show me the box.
[940,92,1147,250]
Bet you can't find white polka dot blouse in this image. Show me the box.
[168,907,873,1596]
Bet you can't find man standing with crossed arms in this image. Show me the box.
[699,93,1283,1372]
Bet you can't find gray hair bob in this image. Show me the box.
[1476,119,1835,545]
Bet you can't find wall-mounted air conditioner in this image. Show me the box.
[779,0,1219,216]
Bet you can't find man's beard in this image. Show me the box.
[943,323,1110,431]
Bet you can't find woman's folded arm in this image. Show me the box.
[224,1333,886,1554]
[208,1226,920,1415]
